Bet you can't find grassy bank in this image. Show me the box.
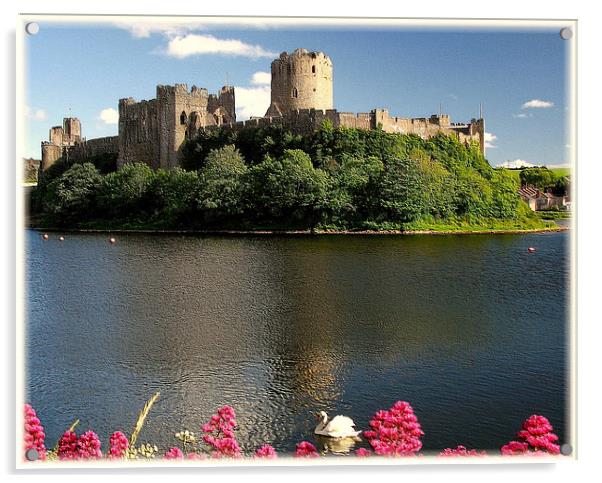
[29,214,560,235]
[534,210,571,220]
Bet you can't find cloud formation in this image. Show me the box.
[99,108,119,125]
[26,106,47,121]
[522,99,554,109]
[498,159,536,169]
[512,112,532,119]
[234,86,271,121]
[166,34,276,59]
[484,132,497,149]
[251,71,271,85]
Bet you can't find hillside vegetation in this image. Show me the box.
[30,122,551,232]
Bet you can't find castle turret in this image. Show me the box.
[265,48,333,117]
[40,117,82,172]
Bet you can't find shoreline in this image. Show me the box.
[27,225,569,236]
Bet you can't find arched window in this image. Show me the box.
[312,65,316,74]
[180,111,187,125]
[292,87,298,98]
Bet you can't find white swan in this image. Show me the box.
[314,411,361,438]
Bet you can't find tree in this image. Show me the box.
[519,167,556,190]
[196,145,247,223]
[97,163,155,218]
[45,163,102,222]
[376,157,428,223]
[244,149,329,228]
[330,155,384,224]
[149,168,200,223]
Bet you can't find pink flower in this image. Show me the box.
[200,406,242,458]
[439,445,487,457]
[57,431,79,460]
[57,430,102,460]
[24,404,46,460]
[254,444,277,459]
[77,431,103,459]
[164,447,184,459]
[294,441,319,458]
[501,441,530,456]
[187,452,207,460]
[364,401,424,456]
[108,431,128,459]
[355,448,372,457]
[500,415,561,456]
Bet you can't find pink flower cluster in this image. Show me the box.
[355,448,372,457]
[24,404,46,460]
[363,401,424,456]
[294,441,319,458]
[186,452,207,460]
[57,430,103,460]
[201,405,242,458]
[439,445,487,457]
[164,447,184,459]
[501,415,560,456]
[254,444,277,459]
[108,431,129,459]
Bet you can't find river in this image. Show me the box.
[25,229,570,455]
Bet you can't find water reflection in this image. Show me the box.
[26,230,569,453]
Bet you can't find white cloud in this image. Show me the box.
[234,86,271,121]
[114,21,202,39]
[26,106,47,121]
[251,71,271,85]
[512,112,532,119]
[114,19,277,38]
[498,159,536,169]
[522,99,554,109]
[99,108,119,125]
[484,131,497,149]
[165,34,276,59]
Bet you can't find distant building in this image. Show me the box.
[518,185,570,211]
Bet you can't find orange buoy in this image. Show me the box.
[42,233,49,240]
[528,247,536,253]
[58,236,65,241]
[109,237,116,244]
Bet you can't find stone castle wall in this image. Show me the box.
[118,84,236,169]
[69,136,119,162]
[40,136,119,172]
[118,98,161,169]
[209,108,484,152]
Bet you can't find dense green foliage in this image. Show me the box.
[30,123,548,231]
[512,166,570,196]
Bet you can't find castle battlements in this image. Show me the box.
[40,48,484,173]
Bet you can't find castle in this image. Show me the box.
[40,48,485,172]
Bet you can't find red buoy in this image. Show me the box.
[528,247,536,253]
[109,237,116,244]
[42,233,49,240]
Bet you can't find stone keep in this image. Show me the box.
[265,48,333,117]
[118,84,236,169]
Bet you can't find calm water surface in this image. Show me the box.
[26,230,570,454]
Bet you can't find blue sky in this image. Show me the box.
[23,20,570,167]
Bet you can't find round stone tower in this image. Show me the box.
[265,48,333,117]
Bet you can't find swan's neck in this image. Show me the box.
[316,415,329,432]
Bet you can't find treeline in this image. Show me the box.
[30,122,542,231]
[517,167,569,196]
